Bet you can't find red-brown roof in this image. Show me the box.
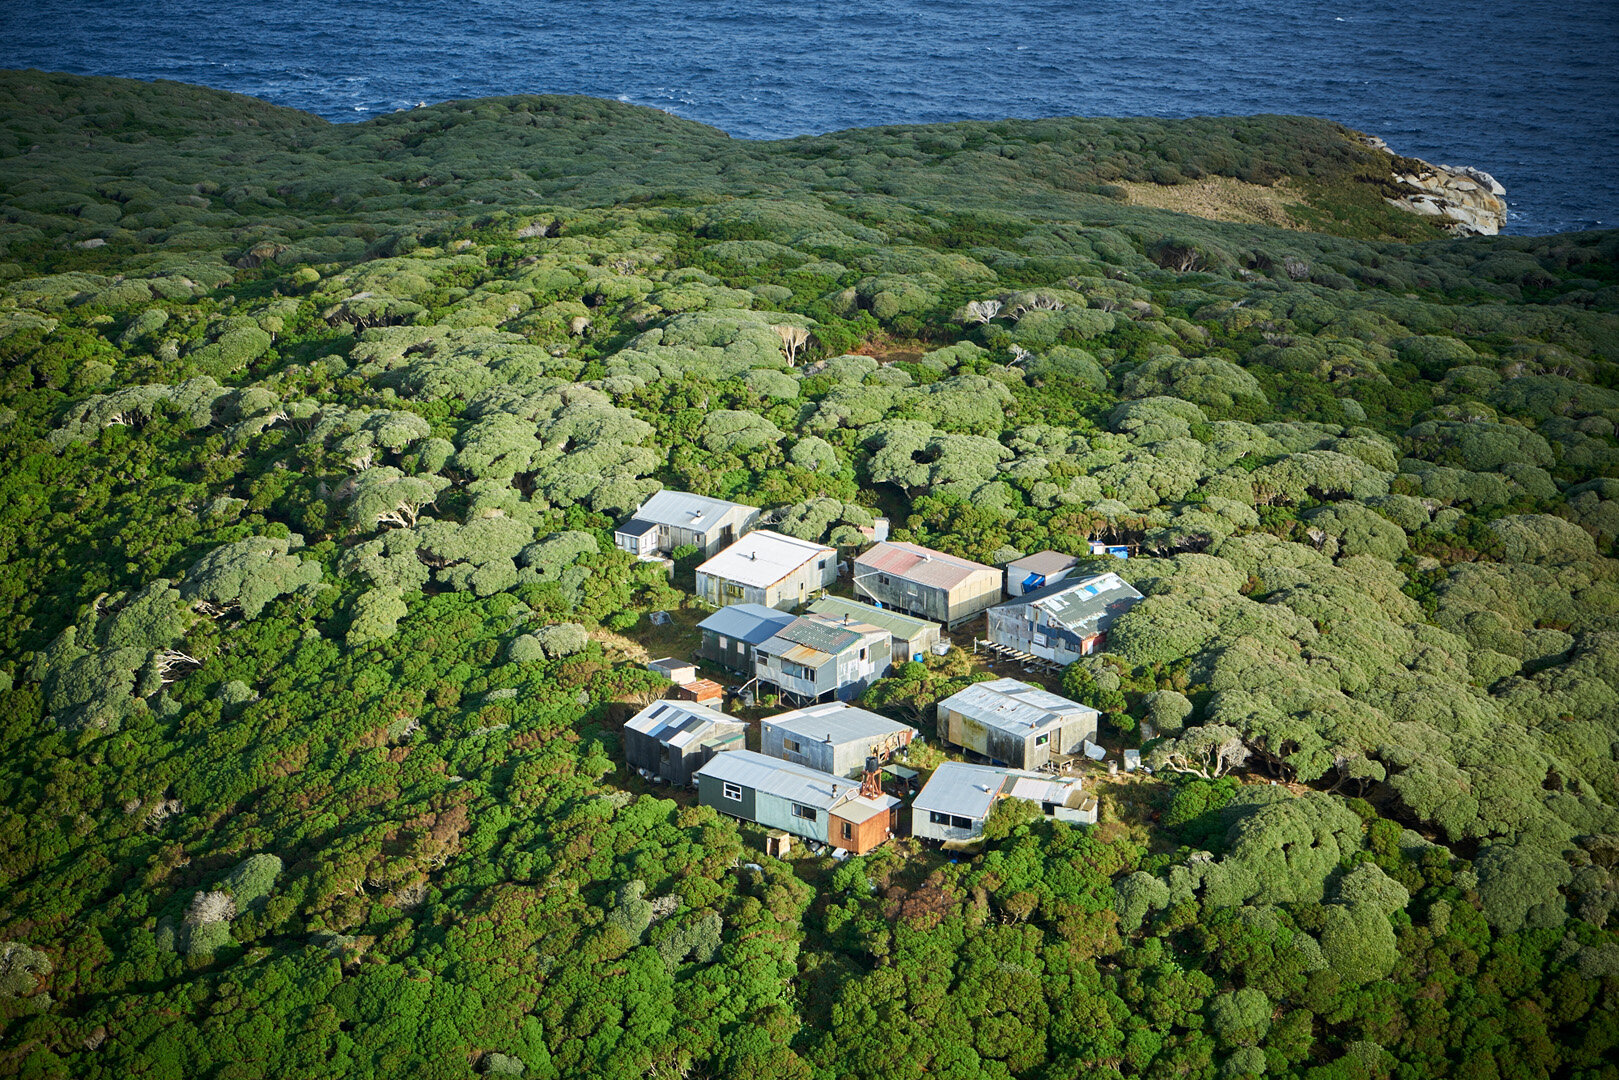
[855,541,997,591]
[675,679,725,703]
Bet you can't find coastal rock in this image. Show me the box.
[1388,165,1508,236]
[1362,135,1508,236]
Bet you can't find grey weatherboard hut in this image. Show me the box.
[760,701,918,778]
[852,541,1004,629]
[614,490,759,559]
[912,761,1095,843]
[754,613,892,703]
[986,571,1144,665]
[695,749,900,855]
[695,530,838,611]
[696,603,797,673]
[622,699,748,786]
[935,677,1099,770]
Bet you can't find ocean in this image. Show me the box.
[2,0,1614,235]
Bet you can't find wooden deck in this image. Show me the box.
[971,638,1063,675]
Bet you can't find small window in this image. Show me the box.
[858,647,867,661]
[784,737,802,753]
[929,811,951,825]
[841,822,853,840]
[791,803,818,822]
[818,559,829,571]
[722,781,742,802]
[1035,734,1049,747]
[718,634,730,649]
[951,815,973,830]
[879,574,890,586]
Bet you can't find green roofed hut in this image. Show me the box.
[808,595,942,665]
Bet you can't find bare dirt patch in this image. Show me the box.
[1116,176,1306,230]
[851,340,925,365]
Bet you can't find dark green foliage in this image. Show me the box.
[0,73,1616,1080]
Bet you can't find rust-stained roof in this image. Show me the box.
[779,642,832,666]
[676,679,725,702]
[856,541,998,591]
[759,614,887,670]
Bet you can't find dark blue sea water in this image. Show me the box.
[3,1,1615,235]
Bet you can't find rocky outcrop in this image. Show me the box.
[1362,135,1508,236]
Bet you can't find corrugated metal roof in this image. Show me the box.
[994,572,1144,636]
[678,679,725,699]
[1008,775,1085,808]
[808,596,937,640]
[696,530,833,589]
[764,701,918,747]
[913,761,1017,820]
[784,613,882,654]
[938,677,1096,735]
[697,749,871,811]
[615,518,659,538]
[624,700,739,749]
[634,490,749,533]
[698,603,797,645]
[835,792,902,825]
[855,541,999,591]
[916,761,1083,819]
[1006,550,1080,576]
[779,642,831,666]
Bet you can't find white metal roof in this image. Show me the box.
[1007,775,1085,808]
[763,702,917,748]
[696,530,833,589]
[915,761,1083,820]
[624,700,738,750]
[634,490,749,533]
[937,677,1096,736]
[835,791,903,825]
[913,761,1018,820]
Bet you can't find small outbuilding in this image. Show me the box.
[673,679,726,708]
[695,530,838,611]
[1004,550,1081,597]
[852,541,1003,629]
[696,603,798,673]
[807,595,941,665]
[623,699,747,786]
[754,613,891,703]
[614,491,759,559]
[912,761,1095,842]
[986,571,1144,664]
[696,750,901,855]
[647,657,698,684]
[935,677,1099,770]
[760,701,918,778]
